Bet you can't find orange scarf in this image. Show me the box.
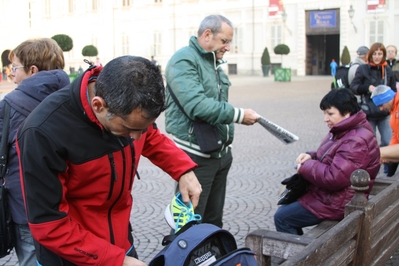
[369,61,388,79]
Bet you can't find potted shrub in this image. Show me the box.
[82,45,99,61]
[340,46,351,65]
[261,47,271,77]
[273,44,291,82]
[51,34,73,52]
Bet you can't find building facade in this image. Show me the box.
[0,0,398,76]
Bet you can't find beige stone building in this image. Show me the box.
[0,0,398,76]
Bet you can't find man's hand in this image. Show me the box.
[380,145,399,163]
[122,256,146,266]
[242,109,259,125]
[178,171,202,208]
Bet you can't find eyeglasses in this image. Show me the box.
[11,65,24,72]
[221,38,231,45]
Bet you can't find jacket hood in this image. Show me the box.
[15,69,69,101]
[330,110,372,138]
[5,69,69,117]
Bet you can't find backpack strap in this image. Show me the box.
[162,220,200,246]
[0,102,11,180]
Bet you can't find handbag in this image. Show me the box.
[0,102,14,258]
[167,85,222,153]
[277,173,309,205]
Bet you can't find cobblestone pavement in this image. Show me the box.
[0,75,398,265]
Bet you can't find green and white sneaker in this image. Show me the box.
[164,192,202,233]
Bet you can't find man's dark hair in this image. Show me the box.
[95,55,166,120]
[320,89,360,116]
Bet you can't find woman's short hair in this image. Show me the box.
[8,38,65,72]
[320,89,360,116]
[367,42,386,64]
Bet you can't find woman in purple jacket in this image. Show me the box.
[274,89,381,235]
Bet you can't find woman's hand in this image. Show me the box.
[296,153,312,164]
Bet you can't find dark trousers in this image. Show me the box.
[387,162,399,177]
[177,150,233,228]
[274,201,323,235]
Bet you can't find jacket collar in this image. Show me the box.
[72,65,104,130]
[330,111,371,138]
[189,36,228,70]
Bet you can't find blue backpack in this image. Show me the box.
[149,221,259,266]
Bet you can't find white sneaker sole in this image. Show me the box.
[164,204,175,229]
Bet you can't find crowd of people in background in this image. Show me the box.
[1,65,11,83]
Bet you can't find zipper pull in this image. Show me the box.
[108,154,117,181]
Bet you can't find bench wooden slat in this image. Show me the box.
[304,220,338,238]
[370,216,399,264]
[245,229,314,260]
[368,180,399,218]
[280,210,363,266]
[369,178,396,195]
[320,240,357,266]
[371,199,399,243]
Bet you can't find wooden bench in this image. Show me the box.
[245,169,399,265]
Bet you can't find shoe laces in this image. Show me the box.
[174,205,202,233]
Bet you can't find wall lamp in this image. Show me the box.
[281,9,292,36]
[348,5,357,33]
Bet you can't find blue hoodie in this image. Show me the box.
[1,69,70,223]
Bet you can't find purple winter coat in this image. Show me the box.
[298,110,380,220]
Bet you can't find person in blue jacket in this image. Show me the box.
[330,59,338,76]
[2,38,69,265]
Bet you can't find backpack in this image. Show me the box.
[149,221,259,266]
[331,63,359,90]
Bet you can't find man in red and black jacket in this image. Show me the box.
[17,56,202,266]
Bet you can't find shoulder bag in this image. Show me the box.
[0,102,14,258]
[167,84,222,154]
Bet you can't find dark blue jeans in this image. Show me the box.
[274,201,323,235]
